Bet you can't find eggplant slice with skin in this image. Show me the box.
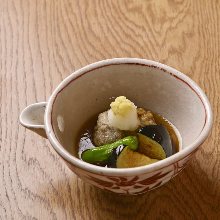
[138,133,166,160]
[107,145,125,168]
[138,125,173,157]
[116,147,158,168]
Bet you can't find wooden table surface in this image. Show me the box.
[1,0,219,219]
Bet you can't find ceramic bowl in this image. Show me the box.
[20,58,212,195]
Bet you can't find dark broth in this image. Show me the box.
[77,111,180,166]
[153,113,180,155]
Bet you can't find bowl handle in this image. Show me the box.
[19,102,47,138]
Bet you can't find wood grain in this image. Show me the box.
[0,0,219,219]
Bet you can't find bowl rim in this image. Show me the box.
[45,58,213,176]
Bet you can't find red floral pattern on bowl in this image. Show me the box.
[65,152,195,195]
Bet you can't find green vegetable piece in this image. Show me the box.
[138,133,166,160]
[81,136,138,164]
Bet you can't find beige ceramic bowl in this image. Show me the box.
[20,58,213,195]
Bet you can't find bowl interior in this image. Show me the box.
[51,63,206,156]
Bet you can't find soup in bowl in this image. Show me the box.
[20,58,212,195]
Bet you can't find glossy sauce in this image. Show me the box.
[77,111,180,166]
